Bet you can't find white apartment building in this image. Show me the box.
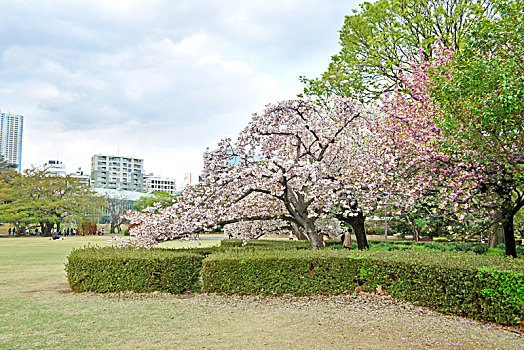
[44,160,67,176]
[70,167,91,186]
[91,154,144,192]
[144,173,177,195]
[0,112,23,172]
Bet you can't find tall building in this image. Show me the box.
[144,173,177,195]
[0,112,23,172]
[91,154,144,192]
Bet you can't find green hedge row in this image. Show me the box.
[66,246,207,294]
[221,239,312,250]
[201,249,524,326]
[220,238,342,250]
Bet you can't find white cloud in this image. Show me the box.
[0,0,363,184]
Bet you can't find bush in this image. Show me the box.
[220,239,311,250]
[66,246,204,294]
[202,249,524,326]
[202,249,356,296]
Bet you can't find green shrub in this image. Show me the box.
[351,250,524,326]
[471,244,489,255]
[369,239,425,246]
[202,249,356,296]
[66,246,203,294]
[202,249,524,326]
[220,239,311,250]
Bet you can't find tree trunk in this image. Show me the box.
[502,216,517,258]
[489,201,520,257]
[489,208,506,248]
[14,223,21,236]
[488,228,505,248]
[346,212,368,250]
[291,223,308,240]
[303,221,324,249]
[110,220,116,234]
[43,222,54,237]
[308,230,324,249]
[405,215,420,242]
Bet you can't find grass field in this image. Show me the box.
[1,236,523,349]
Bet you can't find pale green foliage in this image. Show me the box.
[431,0,524,184]
[132,190,176,213]
[300,0,490,101]
[0,167,103,232]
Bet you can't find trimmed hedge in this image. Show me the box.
[66,246,204,294]
[201,249,524,326]
[202,249,355,295]
[220,239,312,250]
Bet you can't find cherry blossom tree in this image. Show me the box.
[379,42,523,257]
[118,98,383,249]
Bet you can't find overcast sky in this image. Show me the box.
[0,0,363,185]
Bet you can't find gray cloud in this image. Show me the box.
[0,0,362,182]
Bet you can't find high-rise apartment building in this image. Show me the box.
[0,112,23,172]
[91,154,144,192]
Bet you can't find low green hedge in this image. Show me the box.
[201,249,524,326]
[66,246,204,294]
[220,239,312,250]
[202,249,355,295]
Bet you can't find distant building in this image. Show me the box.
[144,173,177,195]
[69,167,91,186]
[0,112,23,172]
[44,160,67,177]
[91,154,144,192]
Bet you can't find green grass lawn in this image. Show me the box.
[1,236,522,349]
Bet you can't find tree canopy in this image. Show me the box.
[300,0,492,101]
[0,168,103,235]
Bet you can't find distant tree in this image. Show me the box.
[101,193,131,234]
[132,191,175,213]
[300,0,492,101]
[0,168,103,235]
[0,171,31,234]
[0,155,17,173]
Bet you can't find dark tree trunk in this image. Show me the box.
[489,197,522,257]
[43,223,54,236]
[502,215,517,258]
[110,220,116,234]
[347,212,368,250]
